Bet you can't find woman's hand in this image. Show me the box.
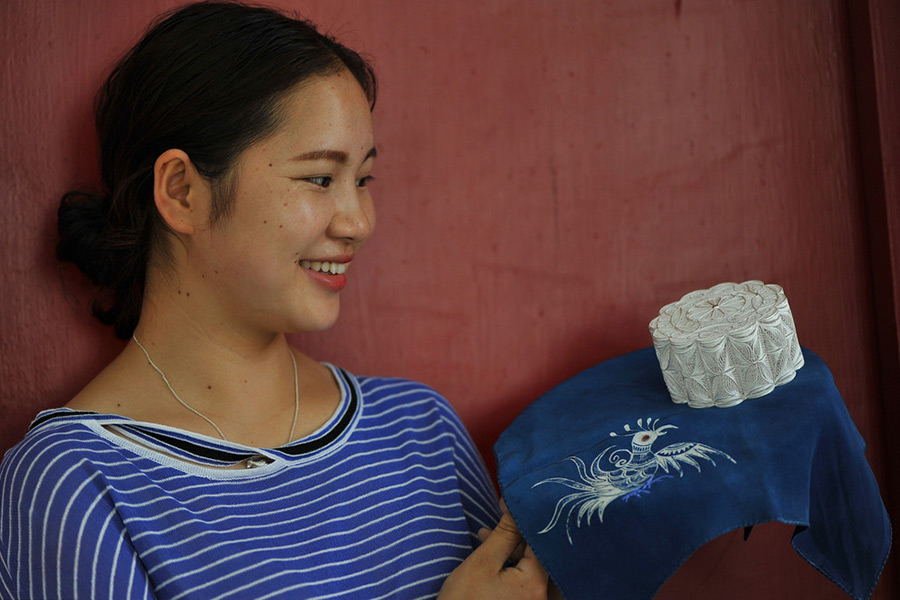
[438,512,549,600]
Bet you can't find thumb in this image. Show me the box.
[477,527,491,544]
[476,512,523,566]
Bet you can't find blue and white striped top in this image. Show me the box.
[0,366,501,600]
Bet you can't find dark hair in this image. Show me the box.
[57,1,376,339]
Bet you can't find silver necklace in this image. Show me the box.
[132,335,299,447]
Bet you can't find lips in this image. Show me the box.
[299,258,350,291]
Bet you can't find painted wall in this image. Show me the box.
[0,1,893,597]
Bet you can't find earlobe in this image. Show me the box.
[153,149,206,235]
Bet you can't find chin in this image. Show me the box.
[287,307,341,334]
[300,319,340,333]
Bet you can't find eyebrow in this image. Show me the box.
[289,147,377,163]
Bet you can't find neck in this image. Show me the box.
[128,288,301,444]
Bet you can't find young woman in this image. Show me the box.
[0,3,548,598]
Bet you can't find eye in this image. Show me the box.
[303,176,332,188]
[356,175,375,188]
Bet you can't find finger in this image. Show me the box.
[477,527,490,544]
[497,499,525,562]
[477,512,523,565]
[499,498,510,515]
[516,544,549,580]
[508,538,526,563]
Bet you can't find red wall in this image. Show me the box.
[0,1,894,598]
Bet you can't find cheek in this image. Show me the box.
[210,186,327,270]
[235,194,310,247]
[209,219,293,276]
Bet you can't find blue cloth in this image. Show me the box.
[495,348,891,600]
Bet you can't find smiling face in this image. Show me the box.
[185,70,376,336]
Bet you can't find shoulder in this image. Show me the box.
[352,373,459,418]
[0,414,154,600]
[2,411,101,469]
[0,412,128,513]
[341,371,476,443]
[63,348,163,420]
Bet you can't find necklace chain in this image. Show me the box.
[132,335,299,446]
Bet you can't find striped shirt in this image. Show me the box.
[0,366,501,600]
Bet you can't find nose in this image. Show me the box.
[328,185,375,244]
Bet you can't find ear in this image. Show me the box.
[153,149,209,235]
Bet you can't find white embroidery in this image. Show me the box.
[533,418,736,543]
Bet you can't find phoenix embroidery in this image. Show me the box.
[533,418,736,543]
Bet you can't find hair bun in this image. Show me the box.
[57,190,116,287]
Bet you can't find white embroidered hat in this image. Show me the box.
[649,280,804,408]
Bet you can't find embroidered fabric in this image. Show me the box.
[650,280,804,408]
[495,348,891,600]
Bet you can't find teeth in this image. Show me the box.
[300,260,347,274]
